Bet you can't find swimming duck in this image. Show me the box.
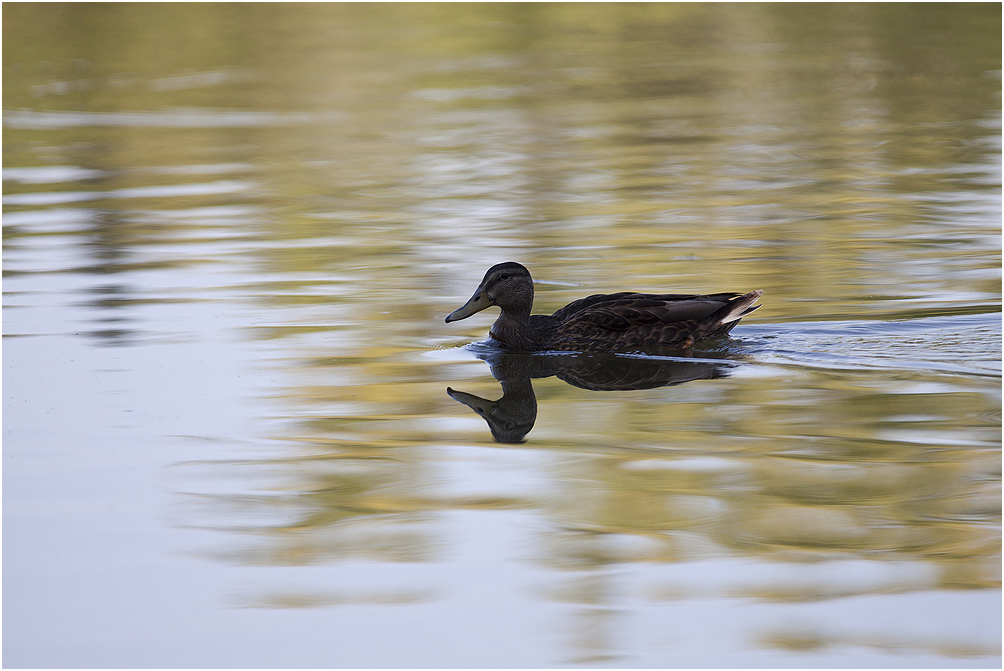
[445,262,763,353]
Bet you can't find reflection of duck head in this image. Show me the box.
[447,347,738,443]
[447,380,536,444]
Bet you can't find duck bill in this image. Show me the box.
[445,290,492,323]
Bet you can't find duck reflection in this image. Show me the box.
[448,347,735,443]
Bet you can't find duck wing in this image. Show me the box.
[553,292,749,329]
[550,292,641,322]
[549,291,762,350]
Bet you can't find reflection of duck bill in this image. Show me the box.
[445,290,492,323]
[446,387,494,416]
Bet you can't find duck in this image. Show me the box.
[445,262,763,353]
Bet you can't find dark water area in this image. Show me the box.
[3,4,1001,667]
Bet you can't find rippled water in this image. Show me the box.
[4,4,1001,668]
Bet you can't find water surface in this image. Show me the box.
[3,4,1001,668]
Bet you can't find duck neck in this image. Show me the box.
[490,307,538,351]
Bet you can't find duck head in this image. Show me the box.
[445,262,534,322]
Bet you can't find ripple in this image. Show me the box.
[739,313,1002,378]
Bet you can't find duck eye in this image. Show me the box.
[499,273,510,280]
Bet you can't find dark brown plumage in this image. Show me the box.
[445,262,763,353]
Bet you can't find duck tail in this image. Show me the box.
[718,289,763,324]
